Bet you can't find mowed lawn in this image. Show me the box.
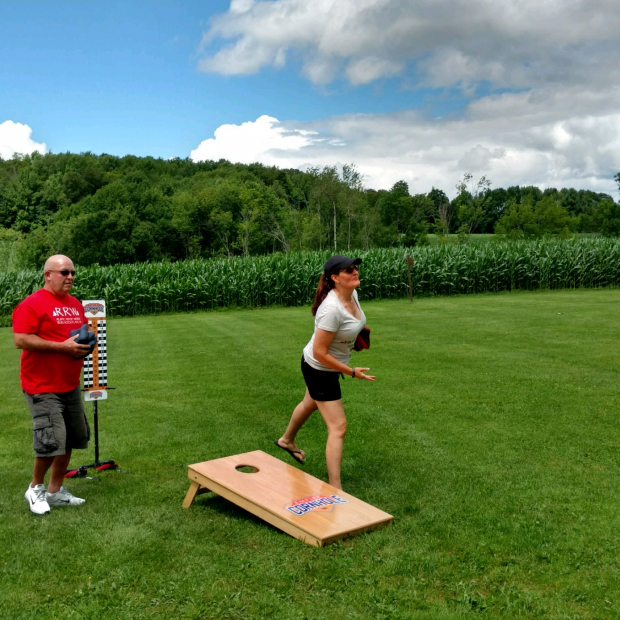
[1,289,620,619]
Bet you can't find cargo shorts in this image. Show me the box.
[24,387,90,457]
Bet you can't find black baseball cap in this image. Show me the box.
[324,255,362,278]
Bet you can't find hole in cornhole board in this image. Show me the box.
[235,465,259,474]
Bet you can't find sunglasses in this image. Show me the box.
[341,265,360,274]
[49,269,76,276]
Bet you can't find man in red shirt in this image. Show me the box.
[13,254,93,515]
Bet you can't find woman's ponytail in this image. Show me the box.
[311,274,334,316]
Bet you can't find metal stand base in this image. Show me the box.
[65,391,126,478]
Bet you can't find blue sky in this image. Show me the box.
[1,0,619,195]
[1,1,466,158]
[2,1,255,157]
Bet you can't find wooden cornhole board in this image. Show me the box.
[183,450,393,547]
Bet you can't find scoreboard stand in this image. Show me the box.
[65,300,119,478]
[80,396,118,472]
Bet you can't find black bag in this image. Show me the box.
[69,324,97,358]
[353,326,370,351]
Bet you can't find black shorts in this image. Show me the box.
[301,356,342,402]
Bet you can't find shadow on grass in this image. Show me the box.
[193,492,273,528]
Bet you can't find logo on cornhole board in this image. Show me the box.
[285,494,348,516]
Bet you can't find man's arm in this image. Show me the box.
[14,333,91,357]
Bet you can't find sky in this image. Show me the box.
[1,0,620,198]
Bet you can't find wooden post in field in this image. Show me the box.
[406,255,414,302]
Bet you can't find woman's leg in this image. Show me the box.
[277,389,317,458]
[315,399,347,490]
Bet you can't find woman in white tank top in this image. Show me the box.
[274,255,375,490]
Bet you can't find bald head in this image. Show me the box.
[43,255,73,273]
[43,255,76,297]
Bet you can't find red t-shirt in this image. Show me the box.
[12,288,86,394]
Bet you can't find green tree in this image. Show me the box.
[376,180,427,245]
[536,195,577,236]
[310,166,342,252]
[600,201,620,236]
[454,173,491,236]
[495,195,577,238]
[356,206,384,250]
[0,227,23,270]
[427,187,453,237]
[236,186,267,256]
[170,192,202,260]
[300,212,324,251]
[208,207,235,257]
[338,164,364,252]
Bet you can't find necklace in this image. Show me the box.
[334,286,356,309]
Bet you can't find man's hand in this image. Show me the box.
[64,334,93,358]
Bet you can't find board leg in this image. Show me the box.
[182,480,201,508]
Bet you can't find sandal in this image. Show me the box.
[274,440,305,465]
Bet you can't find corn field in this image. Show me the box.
[2,238,620,326]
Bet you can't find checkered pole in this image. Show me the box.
[78,300,117,472]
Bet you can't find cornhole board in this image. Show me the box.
[183,450,393,547]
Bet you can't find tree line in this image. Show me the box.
[0,151,619,269]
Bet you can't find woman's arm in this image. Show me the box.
[313,329,375,381]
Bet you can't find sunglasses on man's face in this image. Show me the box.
[341,265,360,274]
[50,269,76,276]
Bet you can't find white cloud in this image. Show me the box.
[345,57,403,86]
[190,87,620,198]
[0,121,47,160]
[229,0,255,14]
[190,115,318,165]
[199,0,620,89]
[192,0,620,197]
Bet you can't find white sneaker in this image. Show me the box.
[46,486,85,507]
[25,484,50,515]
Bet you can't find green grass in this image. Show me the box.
[1,289,620,619]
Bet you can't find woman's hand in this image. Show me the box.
[313,330,375,381]
[353,367,375,381]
